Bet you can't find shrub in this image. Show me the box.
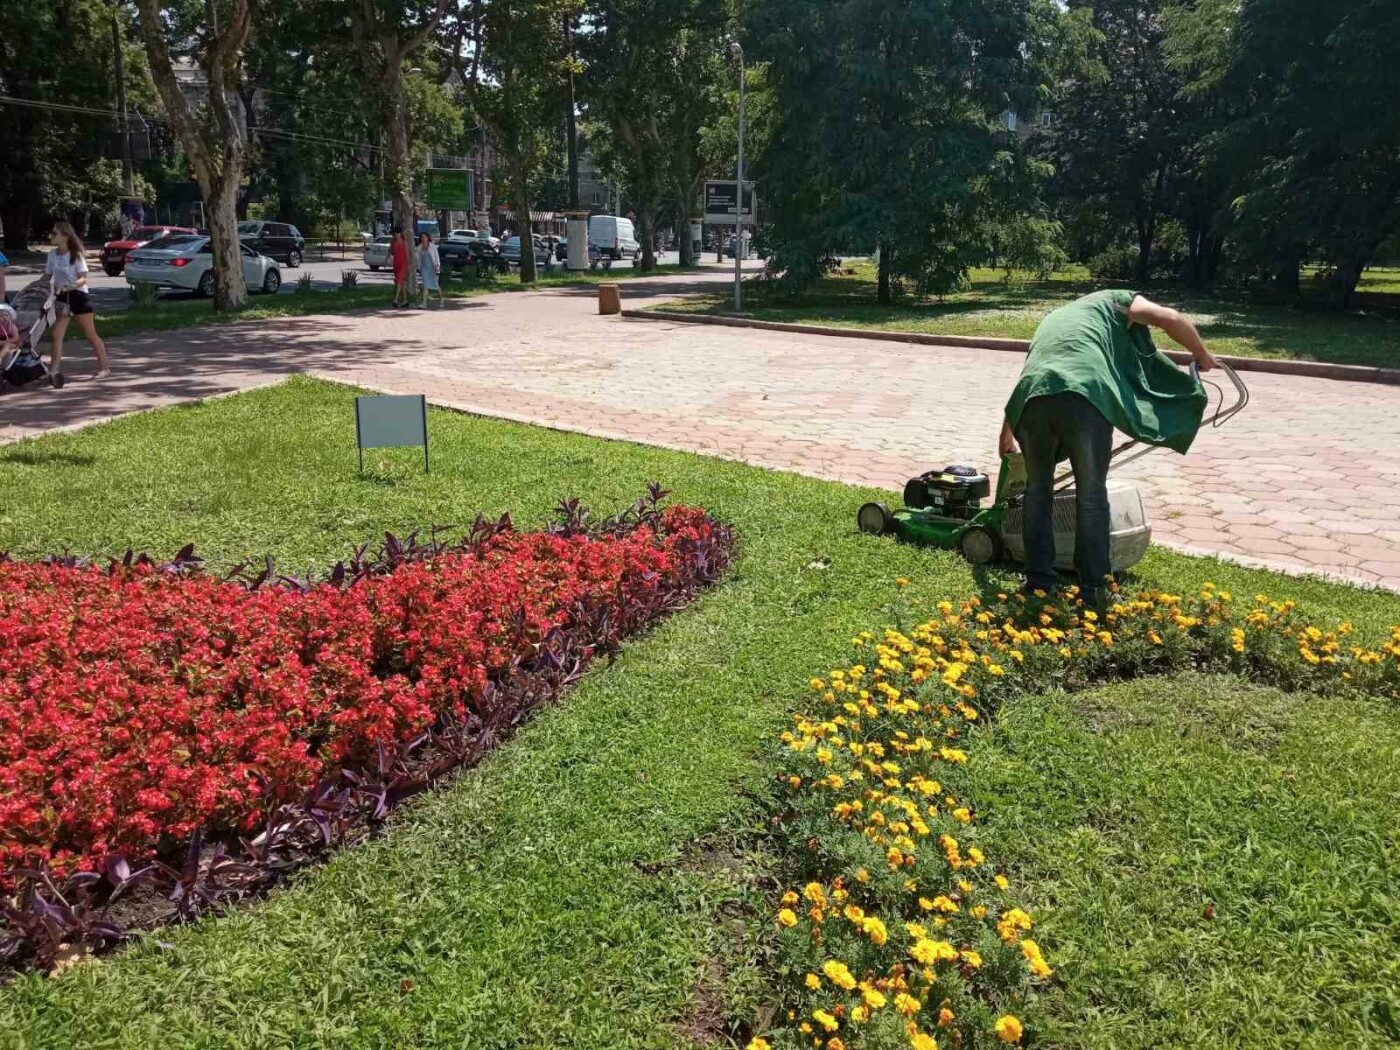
[295,272,315,294]
[340,269,359,289]
[128,281,159,309]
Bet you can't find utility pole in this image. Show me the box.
[565,15,579,211]
[563,13,588,271]
[730,40,745,312]
[112,4,135,197]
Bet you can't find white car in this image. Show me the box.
[448,229,479,242]
[124,235,283,297]
[364,236,392,271]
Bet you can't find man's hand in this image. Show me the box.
[1194,348,1219,373]
[1128,294,1217,372]
[998,420,1018,457]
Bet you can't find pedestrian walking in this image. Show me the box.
[417,232,443,308]
[999,290,1216,606]
[46,222,111,380]
[390,227,410,308]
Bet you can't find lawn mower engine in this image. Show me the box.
[902,466,991,522]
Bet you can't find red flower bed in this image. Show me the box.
[0,502,730,883]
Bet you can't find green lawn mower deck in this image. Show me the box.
[858,464,1009,564]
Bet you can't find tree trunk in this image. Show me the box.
[384,66,417,297]
[1324,260,1363,310]
[514,168,536,285]
[877,240,892,304]
[1,205,28,252]
[206,177,247,311]
[639,205,655,272]
[676,197,694,268]
[1135,217,1153,286]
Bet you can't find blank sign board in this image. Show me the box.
[355,394,429,473]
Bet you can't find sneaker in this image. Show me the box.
[94,368,112,380]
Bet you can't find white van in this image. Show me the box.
[588,215,640,261]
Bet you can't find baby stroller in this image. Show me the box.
[0,274,64,391]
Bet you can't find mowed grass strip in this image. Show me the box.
[95,264,700,341]
[657,263,1400,369]
[967,672,1400,1049]
[0,377,1397,1047]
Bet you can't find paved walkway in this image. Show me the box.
[4,267,1399,590]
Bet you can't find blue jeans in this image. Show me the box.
[1014,392,1113,597]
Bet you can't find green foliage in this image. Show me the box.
[1170,0,1400,307]
[749,0,1066,303]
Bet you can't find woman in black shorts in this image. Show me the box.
[46,222,111,380]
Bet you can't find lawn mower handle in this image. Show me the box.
[1051,359,1249,491]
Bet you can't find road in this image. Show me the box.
[74,248,686,312]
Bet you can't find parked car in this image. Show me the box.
[98,225,197,276]
[237,221,306,267]
[125,235,282,297]
[437,237,473,274]
[554,236,569,262]
[501,234,551,268]
[465,240,510,277]
[588,215,640,261]
[363,236,392,271]
[447,229,479,242]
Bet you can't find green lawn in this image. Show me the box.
[0,377,1396,1048]
[95,264,698,341]
[657,263,1400,369]
[969,673,1400,1049]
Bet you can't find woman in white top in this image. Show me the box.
[46,222,111,380]
[416,232,443,308]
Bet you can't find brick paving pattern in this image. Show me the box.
[3,267,1398,590]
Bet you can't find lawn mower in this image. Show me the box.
[857,361,1249,571]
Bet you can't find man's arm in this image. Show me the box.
[1126,295,1218,371]
[999,418,1018,457]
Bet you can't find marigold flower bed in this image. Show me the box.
[753,584,1400,1050]
[0,494,733,971]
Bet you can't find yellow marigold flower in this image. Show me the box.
[823,959,857,990]
[952,807,972,824]
[856,868,871,884]
[911,1032,938,1050]
[995,874,1010,891]
[910,938,959,965]
[863,916,889,945]
[967,847,985,865]
[897,577,910,587]
[960,949,983,969]
[777,908,799,928]
[937,1006,955,1026]
[850,1004,869,1023]
[997,907,1033,942]
[994,1014,1024,1043]
[781,891,799,906]
[813,1008,840,1033]
[893,992,921,1017]
[746,1039,772,1050]
[972,905,988,919]
[1021,938,1054,978]
[829,1039,848,1050]
[804,882,828,904]
[863,988,887,1009]
[928,895,959,914]
[805,973,822,991]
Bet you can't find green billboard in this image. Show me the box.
[425,169,473,211]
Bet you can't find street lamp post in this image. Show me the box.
[730,41,745,312]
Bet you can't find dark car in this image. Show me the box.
[439,239,508,278]
[237,221,306,267]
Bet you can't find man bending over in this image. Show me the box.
[999,290,1217,604]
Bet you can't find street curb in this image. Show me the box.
[622,308,1400,387]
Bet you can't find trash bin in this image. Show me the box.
[597,283,621,315]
